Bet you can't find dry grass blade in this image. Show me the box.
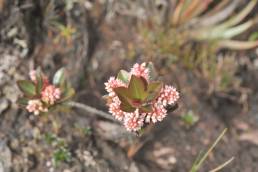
[209,157,234,172]
[172,0,186,26]
[204,0,231,17]
[189,129,228,172]
[180,0,200,23]
[217,0,257,29]
[127,124,154,158]
[221,19,256,39]
[187,0,214,20]
[193,17,257,40]
[219,40,258,50]
[199,0,239,27]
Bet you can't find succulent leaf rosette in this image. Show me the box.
[104,62,179,132]
[17,68,75,115]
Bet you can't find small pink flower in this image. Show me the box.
[124,109,145,131]
[108,96,125,121]
[145,102,167,123]
[29,70,49,88]
[158,85,179,106]
[104,77,126,97]
[130,63,149,81]
[26,99,48,115]
[41,85,61,105]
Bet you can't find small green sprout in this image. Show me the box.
[181,110,199,126]
[83,127,92,136]
[53,147,71,166]
[44,133,57,145]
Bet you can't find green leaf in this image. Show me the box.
[36,69,43,94]
[146,62,158,81]
[17,97,29,107]
[145,81,163,102]
[117,70,130,84]
[249,31,258,41]
[59,87,75,103]
[44,133,57,145]
[53,68,65,86]
[17,80,36,97]
[181,110,199,126]
[53,147,71,167]
[128,75,148,100]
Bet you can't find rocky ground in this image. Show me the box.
[1,1,258,172]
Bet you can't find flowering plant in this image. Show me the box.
[17,68,75,115]
[16,62,179,133]
[104,62,179,132]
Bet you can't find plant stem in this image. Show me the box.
[67,101,117,122]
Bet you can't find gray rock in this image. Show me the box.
[0,141,12,172]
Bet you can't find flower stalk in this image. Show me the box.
[67,101,117,122]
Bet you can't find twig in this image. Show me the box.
[67,101,117,122]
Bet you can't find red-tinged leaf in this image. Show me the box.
[53,67,65,86]
[140,76,148,90]
[117,70,130,84]
[114,87,136,112]
[17,80,36,97]
[120,102,136,112]
[145,81,163,102]
[128,75,148,100]
[131,98,142,107]
[113,87,134,107]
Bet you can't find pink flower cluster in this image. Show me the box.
[105,63,179,132]
[25,70,61,115]
[130,63,149,81]
[26,99,48,115]
[41,85,61,105]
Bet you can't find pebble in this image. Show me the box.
[0,98,9,115]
